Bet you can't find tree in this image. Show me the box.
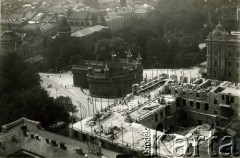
[94,39,111,61]
[0,53,71,129]
[54,96,78,114]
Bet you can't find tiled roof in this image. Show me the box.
[0,118,84,157]
[0,118,119,158]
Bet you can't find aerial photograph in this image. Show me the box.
[0,0,240,157]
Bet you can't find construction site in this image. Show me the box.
[69,73,240,157]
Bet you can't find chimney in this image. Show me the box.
[23,131,28,137]
[20,125,27,131]
[35,134,40,140]
[11,135,18,142]
[51,140,58,146]
[59,142,67,150]
[30,133,35,139]
[46,138,50,143]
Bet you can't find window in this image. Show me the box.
[214,111,218,115]
[183,91,186,95]
[196,102,200,109]
[222,95,225,100]
[228,72,232,78]
[155,114,158,122]
[228,51,232,57]
[183,99,186,106]
[196,93,200,97]
[190,101,193,107]
[175,90,178,94]
[236,62,239,68]
[214,60,218,67]
[205,103,209,111]
[228,61,232,67]
[231,96,234,103]
[160,111,163,119]
[236,51,240,57]
[214,71,217,77]
[214,98,218,104]
[214,50,218,56]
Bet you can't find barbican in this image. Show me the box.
[72,51,143,98]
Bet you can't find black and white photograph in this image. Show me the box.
[0,0,240,157]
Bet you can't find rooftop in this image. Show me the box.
[67,11,96,20]
[31,12,46,21]
[0,117,119,158]
[104,15,123,21]
[71,25,109,38]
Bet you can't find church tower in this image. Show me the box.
[57,16,71,38]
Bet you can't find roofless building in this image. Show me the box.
[72,51,143,98]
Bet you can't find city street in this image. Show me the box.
[40,72,120,119]
[40,66,202,119]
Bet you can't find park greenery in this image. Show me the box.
[44,0,238,71]
[0,53,75,129]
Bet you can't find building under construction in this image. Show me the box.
[69,73,240,157]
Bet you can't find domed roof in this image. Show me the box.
[58,16,71,33]
[1,29,22,43]
[211,23,228,36]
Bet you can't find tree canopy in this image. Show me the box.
[0,53,71,129]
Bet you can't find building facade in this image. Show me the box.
[72,52,143,98]
[0,28,24,56]
[206,23,240,82]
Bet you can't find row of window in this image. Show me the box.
[213,71,239,79]
[182,100,211,111]
[212,49,240,58]
[69,21,92,26]
[213,60,240,68]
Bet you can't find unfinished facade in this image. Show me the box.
[69,73,240,157]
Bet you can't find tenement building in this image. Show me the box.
[72,51,143,98]
[206,23,240,82]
